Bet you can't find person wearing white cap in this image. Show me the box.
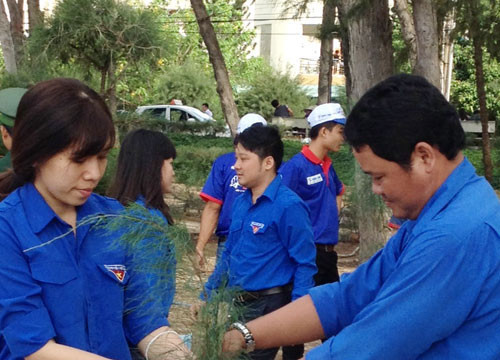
[195,113,267,269]
[279,103,346,288]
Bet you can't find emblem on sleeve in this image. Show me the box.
[250,221,265,234]
[104,264,127,282]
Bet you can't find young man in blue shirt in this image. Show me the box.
[280,102,346,287]
[222,74,500,359]
[195,114,267,268]
[200,125,317,360]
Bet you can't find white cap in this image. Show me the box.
[237,113,267,134]
[307,103,346,127]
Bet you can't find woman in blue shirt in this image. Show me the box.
[108,129,178,321]
[0,79,188,360]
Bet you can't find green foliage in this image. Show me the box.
[450,38,500,124]
[391,14,412,74]
[235,63,311,121]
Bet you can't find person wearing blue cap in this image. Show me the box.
[0,88,27,173]
[195,113,267,269]
[221,74,500,359]
[280,103,346,288]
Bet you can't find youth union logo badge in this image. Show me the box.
[104,264,127,282]
[250,221,265,234]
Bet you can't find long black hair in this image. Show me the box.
[0,78,114,200]
[108,129,176,225]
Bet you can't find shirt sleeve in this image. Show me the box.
[279,161,299,192]
[201,231,235,301]
[122,208,171,345]
[279,199,317,300]
[330,166,344,196]
[200,157,225,204]
[307,227,490,359]
[0,218,56,358]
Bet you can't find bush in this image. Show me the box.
[235,64,312,121]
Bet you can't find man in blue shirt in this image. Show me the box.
[201,125,317,360]
[195,114,267,268]
[280,103,346,287]
[222,74,500,359]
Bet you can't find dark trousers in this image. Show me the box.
[314,246,339,286]
[236,291,304,360]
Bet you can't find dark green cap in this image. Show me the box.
[0,87,27,127]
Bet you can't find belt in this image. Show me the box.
[316,244,336,252]
[235,284,293,303]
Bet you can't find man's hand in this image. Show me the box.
[194,246,206,271]
[222,329,245,354]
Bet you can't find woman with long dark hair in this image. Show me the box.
[0,79,188,359]
[108,129,178,322]
[109,129,176,225]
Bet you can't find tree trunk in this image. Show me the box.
[27,0,43,32]
[0,1,17,74]
[472,35,493,183]
[339,0,393,261]
[5,0,23,67]
[393,0,417,69]
[318,0,336,105]
[412,0,441,89]
[440,11,455,100]
[190,0,239,136]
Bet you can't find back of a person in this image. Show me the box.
[274,104,290,117]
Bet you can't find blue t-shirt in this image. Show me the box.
[203,176,317,301]
[0,184,168,359]
[279,146,345,245]
[200,152,245,237]
[307,158,500,359]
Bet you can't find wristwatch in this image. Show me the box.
[229,322,256,352]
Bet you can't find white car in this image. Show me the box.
[135,104,215,123]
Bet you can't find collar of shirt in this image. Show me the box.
[242,174,281,205]
[414,158,475,228]
[301,145,332,183]
[20,183,105,235]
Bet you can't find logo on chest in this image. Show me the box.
[104,264,127,282]
[250,221,265,234]
[306,173,323,185]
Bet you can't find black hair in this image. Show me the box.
[108,129,176,225]
[234,125,283,171]
[345,74,465,168]
[202,103,209,108]
[309,121,339,140]
[271,99,279,108]
[0,78,114,200]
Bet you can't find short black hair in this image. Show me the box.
[234,125,283,171]
[345,74,465,168]
[309,121,339,140]
[271,99,279,108]
[202,103,209,108]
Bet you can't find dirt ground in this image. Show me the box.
[168,236,360,358]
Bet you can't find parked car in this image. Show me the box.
[135,104,215,123]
